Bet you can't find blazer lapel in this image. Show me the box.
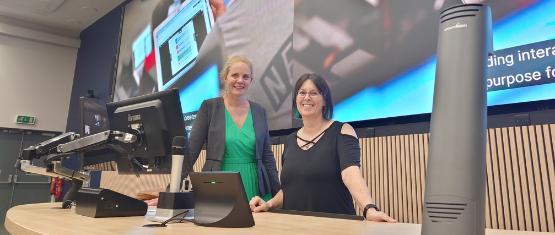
[250,102,263,160]
[212,98,226,165]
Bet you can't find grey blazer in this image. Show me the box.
[188,97,280,196]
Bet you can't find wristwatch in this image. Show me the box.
[363,204,380,219]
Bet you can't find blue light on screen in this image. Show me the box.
[335,1,555,123]
[335,57,436,122]
[179,64,220,113]
[487,0,555,106]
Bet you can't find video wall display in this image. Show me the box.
[112,0,555,131]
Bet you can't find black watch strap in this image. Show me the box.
[363,204,380,218]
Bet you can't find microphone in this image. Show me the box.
[170,136,186,192]
[151,136,195,223]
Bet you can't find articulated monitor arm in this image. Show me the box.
[19,132,80,161]
[19,130,136,163]
[55,130,137,157]
[16,130,138,208]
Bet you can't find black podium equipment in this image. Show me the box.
[75,188,147,218]
[190,172,255,228]
[422,3,492,235]
[17,89,185,217]
[75,89,186,217]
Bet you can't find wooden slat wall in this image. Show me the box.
[352,125,553,232]
[83,161,116,171]
[99,172,169,197]
[97,124,555,232]
[192,150,206,173]
[271,144,285,174]
[97,151,207,197]
[353,134,430,225]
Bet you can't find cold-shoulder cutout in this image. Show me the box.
[340,123,358,139]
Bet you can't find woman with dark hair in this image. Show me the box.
[249,73,395,222]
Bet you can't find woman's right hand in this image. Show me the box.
[249,196,272,212]
[145,198,159,206]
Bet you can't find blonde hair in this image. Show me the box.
[220,55,253,82]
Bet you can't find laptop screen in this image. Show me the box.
[154,0,214,91]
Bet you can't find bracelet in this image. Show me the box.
[363,204,380,219]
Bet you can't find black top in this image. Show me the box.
[280,121,361,215]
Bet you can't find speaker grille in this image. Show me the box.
[425,202,467,223]
[441,14,476,23]
[440,4,482,23]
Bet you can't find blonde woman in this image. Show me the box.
[187,55,280,200]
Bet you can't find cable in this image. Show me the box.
[142,209,192,227]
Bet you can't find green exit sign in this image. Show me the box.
[16,115,37,125]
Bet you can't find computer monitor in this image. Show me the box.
[79,97,118,170]
[189,172,255,228]
[106,89,185,174]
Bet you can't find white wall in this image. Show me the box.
[0,23,79,132]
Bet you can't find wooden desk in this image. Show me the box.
[5,203,554,235]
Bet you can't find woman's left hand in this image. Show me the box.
[249,196,272,212]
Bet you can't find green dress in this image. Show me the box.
[221,108,272,201]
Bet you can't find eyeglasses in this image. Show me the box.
[297,90,321,98]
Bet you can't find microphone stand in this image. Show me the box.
[152,136,195,222]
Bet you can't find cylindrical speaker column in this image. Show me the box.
[422,4,492,235]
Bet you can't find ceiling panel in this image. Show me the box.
[0,0,66,15]
[0,0,126,37]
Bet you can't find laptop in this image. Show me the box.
[189,172,255,228]
[153,0,215,91]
